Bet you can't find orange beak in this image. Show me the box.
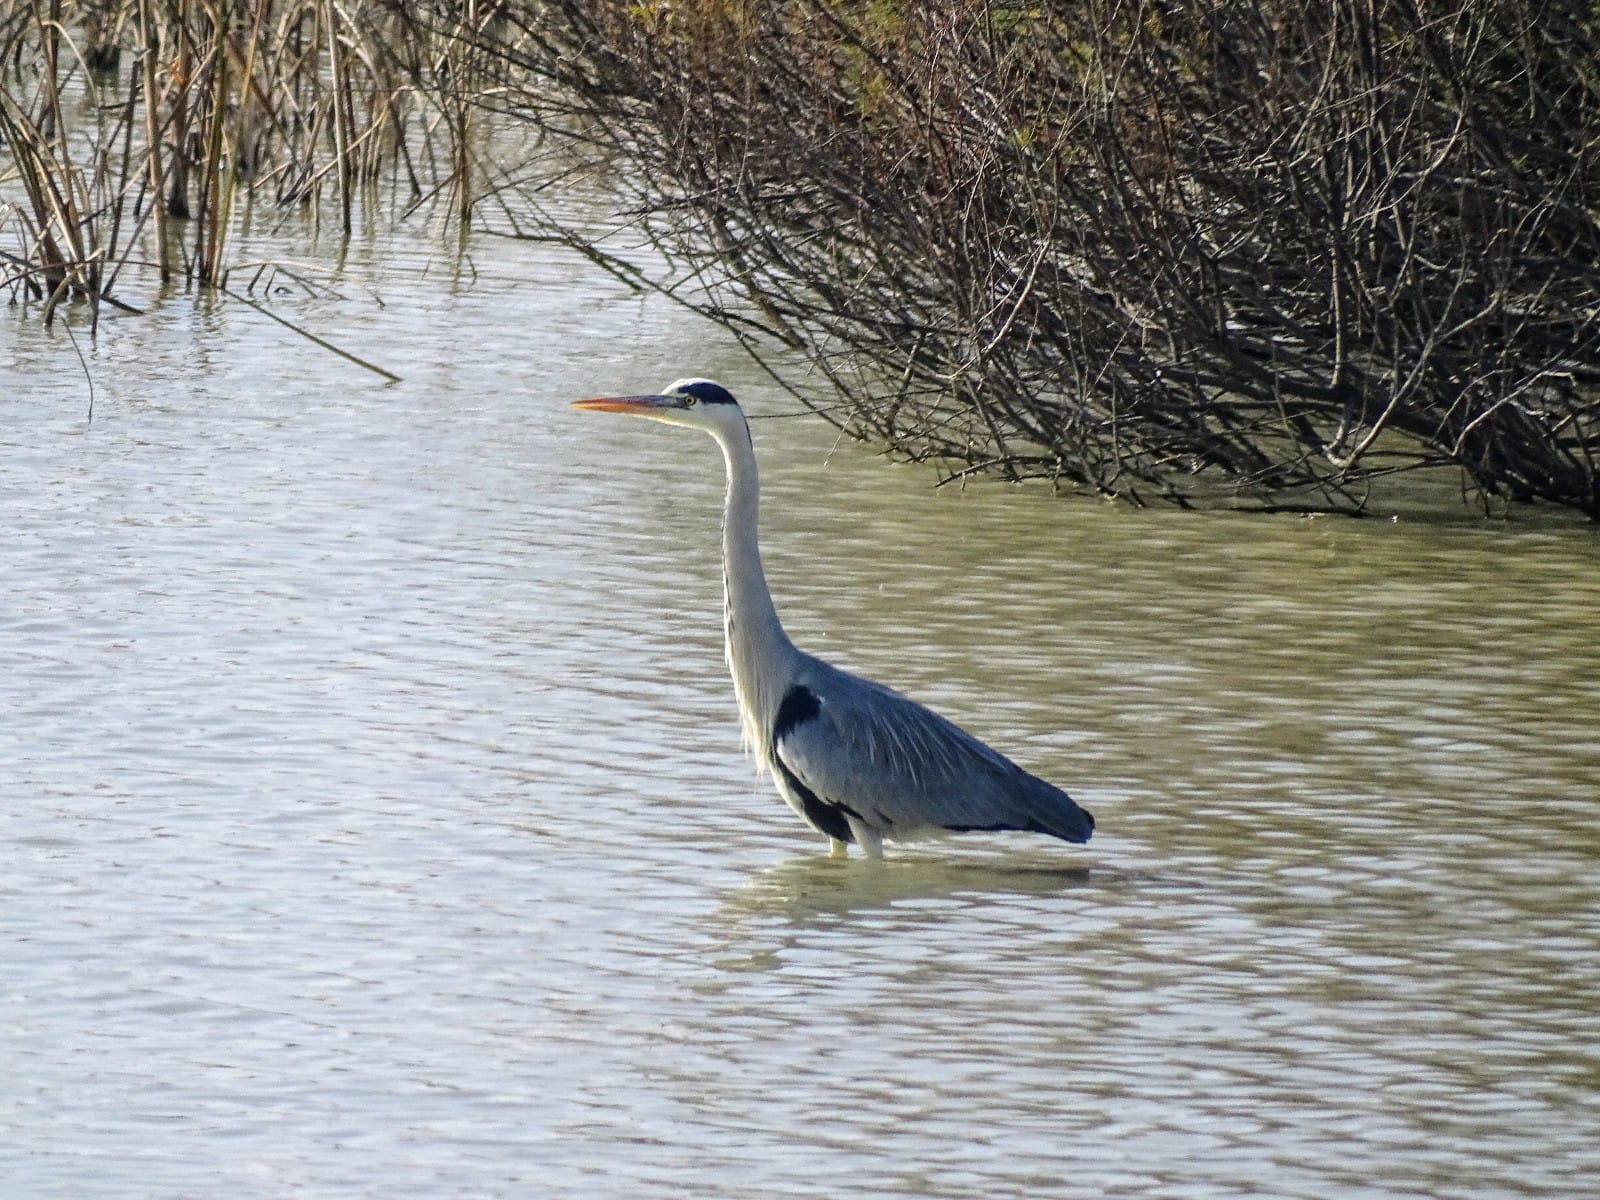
[572,394,677,414]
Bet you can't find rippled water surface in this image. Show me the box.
[4,220,1599,1199]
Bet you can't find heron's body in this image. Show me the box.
[574,379,1094,858]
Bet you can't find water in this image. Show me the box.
[3,214,1599,1199]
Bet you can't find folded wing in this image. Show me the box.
[770,657,1094,844]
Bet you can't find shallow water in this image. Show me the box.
[3,213,1599,1199]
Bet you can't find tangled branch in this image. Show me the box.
[456,0,1600,516]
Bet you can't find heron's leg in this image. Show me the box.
[845,817,884,860]
[828,837,849,859]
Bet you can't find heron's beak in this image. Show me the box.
[572,394,679,415]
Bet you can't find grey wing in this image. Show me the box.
[771,659,1094,843]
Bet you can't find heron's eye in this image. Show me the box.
[682,395,698,407]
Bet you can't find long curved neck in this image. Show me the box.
[713,419,795,762]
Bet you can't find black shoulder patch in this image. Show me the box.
[768,684,861,844]
[783,762,856,844]
[771,751,856,844]
[772,685,821,747]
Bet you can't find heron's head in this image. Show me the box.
[572,378,745,435]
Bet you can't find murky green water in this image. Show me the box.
[3,211,1598,1199]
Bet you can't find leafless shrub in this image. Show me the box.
[455,0,1600,517]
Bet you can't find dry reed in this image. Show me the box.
[0,0,498,324]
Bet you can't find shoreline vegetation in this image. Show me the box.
[3,1,1598,518]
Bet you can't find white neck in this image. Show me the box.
[712,419,796,765]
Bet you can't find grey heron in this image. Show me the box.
[573,378,1094,859]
